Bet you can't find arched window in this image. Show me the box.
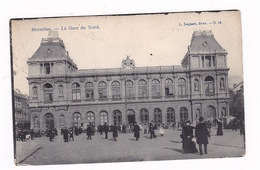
[72,112,82,127]
[112,81,121,100]
[140,109,149,124]
[100,111,108,125]
[180,107,188,122]
[152,79,161,98]
[58,85,64,97]
[126,80,135,99]
[33,116,40,128]
[220,78,225,90]
[98,81,107,100]
[85,82,94,100]
[166,108,175,125]
[178,78,187,97]
[205,76,215,96]
[138,80,148,99]
[165,78,173,98]
[72,83,81,100]
[43,83,53,103]
[86,112,95,125]
[113,110,122,126]
[154,108,162,124]
[32,86,38,100]
[194,79,199,91]
[127,109,135,124]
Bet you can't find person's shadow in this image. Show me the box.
[164,147,185,154]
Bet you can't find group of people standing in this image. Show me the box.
[181,116,211,155]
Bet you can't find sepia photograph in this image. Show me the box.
[10,10,245,166]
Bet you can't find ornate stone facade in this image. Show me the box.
[28,30,230,130]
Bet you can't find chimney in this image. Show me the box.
[48,30,59,38]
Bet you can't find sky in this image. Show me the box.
[11,11,243,95]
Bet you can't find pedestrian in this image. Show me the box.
[149,121,156,139]
[144,124,147,134]
[63,127,69,142]
[133,122,140,140]
[216,118,223,136]
[48,128,54,142]
[159,125,165,136]
[181,120,198,153]
[112,124,118,141]
[69,127,74,141]
[206,120,212,134]
[61,127,64,135]
[122,123,126,133]
[98,125,103,135]
[30,129,34,140]
[86,124,92,140]
[239,120,245,136]
[232,118,238,131]
[103,123,109,139]
[195,117,210,155]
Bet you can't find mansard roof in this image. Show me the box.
[28,32,77,67]
[189,30,226,54]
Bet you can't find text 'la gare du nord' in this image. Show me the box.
[31,25,100,32]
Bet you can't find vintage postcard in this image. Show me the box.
[11,10,244,166]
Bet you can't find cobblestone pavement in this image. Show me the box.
[15,128,245,165]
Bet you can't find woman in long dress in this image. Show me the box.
[159,125,165,136]
[181,121,198,153]
[216,118,223,136]
[133,122,140,140]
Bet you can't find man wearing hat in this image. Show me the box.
[195,116,211,155]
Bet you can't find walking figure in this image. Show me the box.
[112,124,118,141]
[103,123,109,139]
[133,122,140,140]
[63,127,69,142]
[149,121,156,139]
[86,124,92,140]
[195,117,210,155]
[216,118,223,136]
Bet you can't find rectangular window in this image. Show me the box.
[165,86,173,97]
[112,87,121,99]
[205,84,215,96]
[44,63,50,74]
[178,85,186,97]
[72,89,81,100]
[44,93,53,103]
[126,86,134,99]
[99,88,107,99]
[86,89,94,100]
[205,56,211,67]
[138,87,147,98]
[152,85,160,98]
